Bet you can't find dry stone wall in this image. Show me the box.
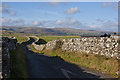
[32,42,46,51]
[0,37,2,79]
[33,37,120,59]
[2,37,17,78]
[62,37,119,58]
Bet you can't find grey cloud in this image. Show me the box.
[102,2,118,11]
[2,17,118,32]
[2,17,11,26]
[102,2,112,8]
[49,2,60,5]
[96,19,104,22]
[2,18,25,27]
[89,20,118,32]
[2,3,16,16]
[12,19,25,26]
[55,18,87,29]
[102,20,117,27]
[9,12,16,16]
[27,18,85,29]
[0,3,2,12]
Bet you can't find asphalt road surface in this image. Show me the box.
[24,38,113,79]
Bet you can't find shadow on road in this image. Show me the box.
[9,37,36,79]
[23,38,107,79]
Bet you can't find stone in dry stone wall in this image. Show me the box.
[33,37,119,58]
[45,39,63,50]
[61,37,119,58]
[32,42,45,51]
[45,40,58,50]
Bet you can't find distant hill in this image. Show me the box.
[2,26,115,36]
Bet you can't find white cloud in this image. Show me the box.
[31,21,42,26]
[66,7,80,14]
[55,18,85,29]
[89,25,97,28]
[55,19,118,31]
[2,17,118,32]
[56,20,63,25]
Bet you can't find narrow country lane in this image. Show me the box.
[23,38,113,79]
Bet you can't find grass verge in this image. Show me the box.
[10,46,29,79]
[43,49,119,78]
[16,37,28,43]
[31,44,119,78]
[9,37,34,79]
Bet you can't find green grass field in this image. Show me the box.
[16,37,28,43]
[2,30,34,37]
[39,36,80,42]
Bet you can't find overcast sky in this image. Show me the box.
[2,2,118,32]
